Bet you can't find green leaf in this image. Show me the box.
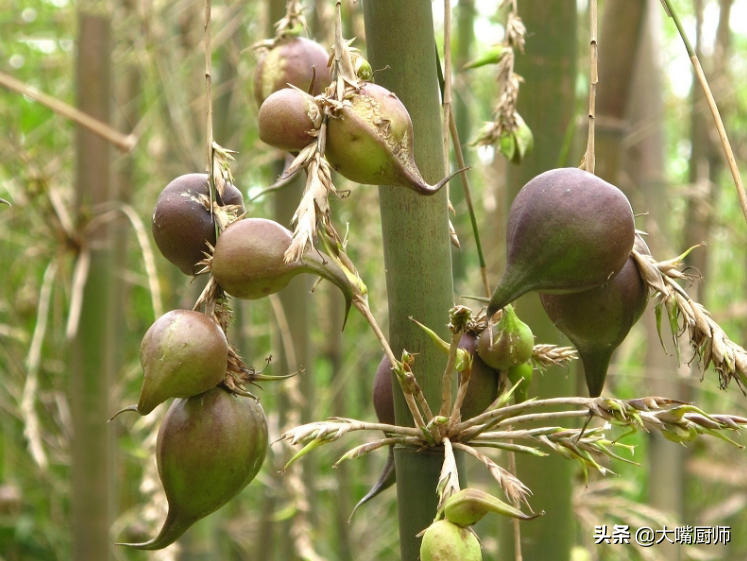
[512,113,534,163]
[499,131,516,161]
[463,46,506,70]
[654,302,669,355]
[665,296,681,365]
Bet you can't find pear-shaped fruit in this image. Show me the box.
[487,168,635,316]
[117,387,268,550]
[373,354,395,426]
[478,305,534,371]
[112,310,229,419]
[325,82,458,195]
[457,333,501,420]
[254,36,331,106]
[540,238,649,397]
[152,173,244,276]
[258,88,322,152]
[135,310,228,416]
[211,218,353,317]
[420,519,482,561]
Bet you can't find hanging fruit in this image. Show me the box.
[324,82,459,195]
[348,355,398,520]
[487,167,636,317]
[210,218,353,315]
[117,387,268,550]
[457,332,501,420]
[111,310,228,418]
[443,488,542,527]
[258,87,322,152]
[253,36,331,106]
[373,354,396,426]
[152,173,244,276]
[540,236,650,397]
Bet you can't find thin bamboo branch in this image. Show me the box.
[66,247,90,340]
[204,0,214,171]
[22,259,59,469]
[115,204,164,320]
[204,0,217,230]
[442,0,452,168]
[0,70,136,152]
[455,397,593,434]
[449,360,471,425]
[439,331,461,417]
[495,410,590,428]
[89,204,164,321]
[660,0,747,228]
[582,0,598,174]
[509,447,522,561]
[449,112,489,296]
[268,293,299,374]
[353,295,427,429]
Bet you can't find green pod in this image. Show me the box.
[420,519,482,561]
[507,361,533,404]
[117,387,268,550]
[478,305,534,371]
[487,168,635,317]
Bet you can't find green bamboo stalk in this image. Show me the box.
[71,7,114,561]
[498,2,577,560]
[362,3,454,560]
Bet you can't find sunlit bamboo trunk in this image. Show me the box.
[362,3,455,559]
[71,7,114,561]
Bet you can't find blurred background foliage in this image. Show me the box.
[0,0,746,560]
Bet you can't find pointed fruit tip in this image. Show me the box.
[114,540,160,550]
[341,294,353,332]
[108,404,140,422]
[412,166,470,196]
[348,446,396,523]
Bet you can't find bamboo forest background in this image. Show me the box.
[2,0,747,560]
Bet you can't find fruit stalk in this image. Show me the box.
[353,295,427,430]
[448,112,490,296]
[439,331,463,417]
[203,0,218,235]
